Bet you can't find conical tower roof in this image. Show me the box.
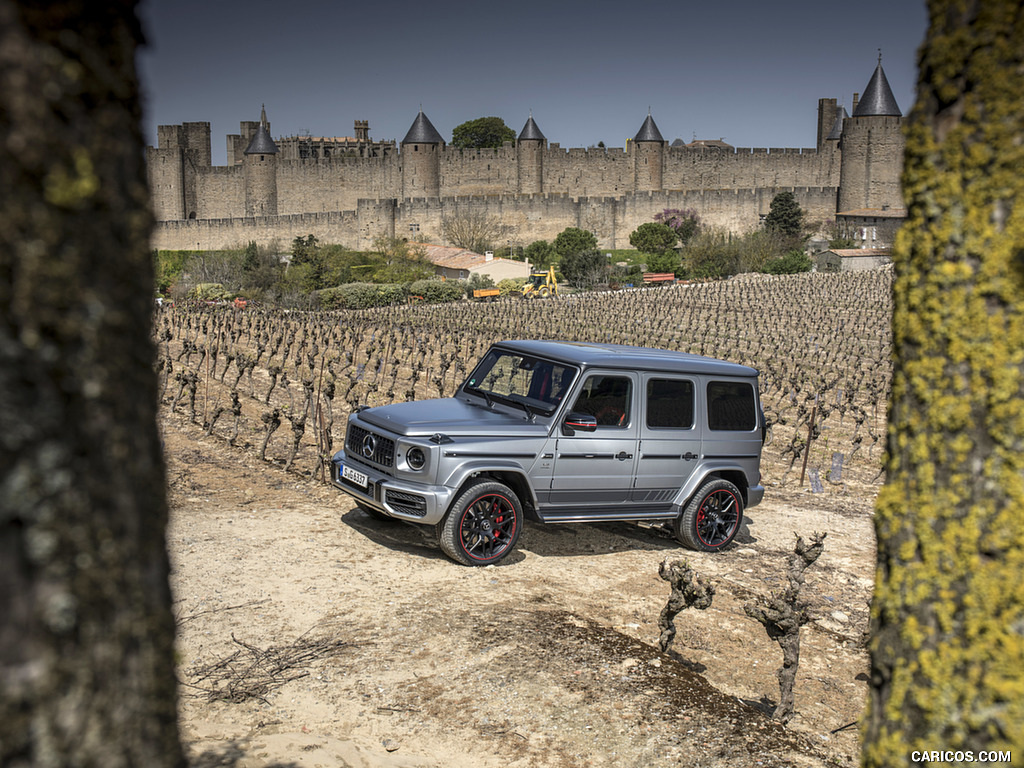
[852,59,901,117]
[244,105,278,154]
[826,106,849,140]
[402,110,444,144]
[634,113,664,142]
[518,114,546,141]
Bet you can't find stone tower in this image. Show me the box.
[837,58,905,213]
[243,106,279,217]
[633,113,665,192]
[401,110,444,199]
[517,114,546,195]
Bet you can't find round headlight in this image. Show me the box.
[407,447,426,471]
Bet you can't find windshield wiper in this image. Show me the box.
[507,395,537,423]
[466,386,494,409]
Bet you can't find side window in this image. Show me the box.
[707,381,757,431]
[571,374,631,427]
[646,378,694,429]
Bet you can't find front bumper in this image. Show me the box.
[330,451,455,525]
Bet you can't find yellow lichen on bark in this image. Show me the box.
[863,1,1024,765]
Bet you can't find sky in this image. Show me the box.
[137,0,929,167]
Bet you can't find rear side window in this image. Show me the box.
[707,381,756,431]
[646,378,694,429]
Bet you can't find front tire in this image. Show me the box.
[438,480,523,566]
[674,478,743,551]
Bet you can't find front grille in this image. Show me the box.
[346,424,395,468]
[385,489,427,517]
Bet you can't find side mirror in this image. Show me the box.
[563,412,598,435]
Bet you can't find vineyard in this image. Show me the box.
[156,267,893,495]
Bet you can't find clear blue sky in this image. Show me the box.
[137,0,929,166]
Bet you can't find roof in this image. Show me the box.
[633,113,664,143]
[402,111,444,144]
[826,248,891,257]
[518,115,546,141]
[493,340,759,378]
[422,244,522,271]
[244,123,279,155]
[826,107,849,140]
[687,138,734,150]
[852,61,901,117]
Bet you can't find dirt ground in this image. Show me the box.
[165,409,877,768]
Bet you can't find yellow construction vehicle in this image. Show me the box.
[522,266,559,298]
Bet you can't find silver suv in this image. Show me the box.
[331,340,765,566]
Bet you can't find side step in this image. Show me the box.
[535,505,677,525]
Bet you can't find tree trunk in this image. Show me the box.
[0,2,185,765]
[865,1,1024,763]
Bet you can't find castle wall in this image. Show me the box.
[541,146,634,196]
[438,145,517,196]
[663,145,838,192]
[194,166,244,220]
[152,186,839,253]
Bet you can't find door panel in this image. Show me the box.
[633,375,701,502]
[547,372,638,509]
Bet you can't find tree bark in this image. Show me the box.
[0,2,185,765]
[865,1,1024,763]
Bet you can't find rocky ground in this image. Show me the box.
[165,411,876,768]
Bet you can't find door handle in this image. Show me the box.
[616,451,633,461]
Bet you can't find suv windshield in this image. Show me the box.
[463,349,577,417]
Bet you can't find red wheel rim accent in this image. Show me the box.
[695,489,739,548]
[458,493,518,562]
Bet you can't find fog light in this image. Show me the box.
[407,447,426,470]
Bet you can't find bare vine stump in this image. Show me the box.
[657,558,715,653]
[743,532,826,724]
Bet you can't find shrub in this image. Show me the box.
[684,230,740,279]
[763,250,813,275]
[317,282,407,309]
[409,278,464,303]
[497,277,528,296]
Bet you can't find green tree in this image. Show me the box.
[559,248,606,289]
[290,234,319,265]
[242,240,260,272]
[451,117,516,149]
[0,1,184,764]
[524,240,558,271]
[553,227,598,259]
[864,2,1024,764]
[764,192,804,238]
[630,222,678,255]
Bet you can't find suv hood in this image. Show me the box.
[358,397,550,438]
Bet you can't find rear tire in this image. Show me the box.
[437,480,523,566]
[674,478,743,552]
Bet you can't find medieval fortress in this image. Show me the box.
[147,61,905,253]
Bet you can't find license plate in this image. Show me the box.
[342,463,368,489]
